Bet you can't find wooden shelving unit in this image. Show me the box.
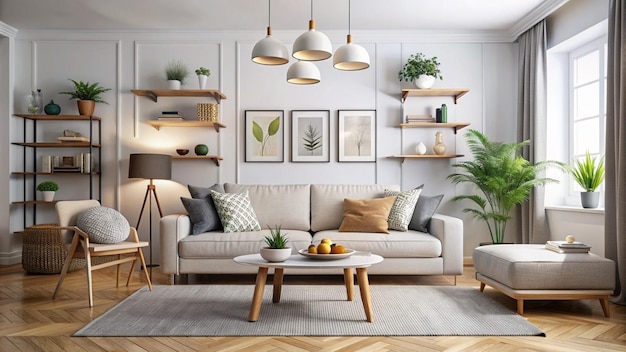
[147,120,226,132]
[398,122,470,134]
[401,88,469,103]
[131,89,227,103]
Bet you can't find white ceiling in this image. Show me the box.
[0,0,567,39]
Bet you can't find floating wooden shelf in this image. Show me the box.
[14,114,101,121]
[389,154,464,163]
[131,89,227,103]
[401,88,469,103]
[172,154,223,166]
[398,122,470,134]
[147,120,226,132]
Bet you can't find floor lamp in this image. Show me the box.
[128,153,172,271]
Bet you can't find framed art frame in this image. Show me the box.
[291,110,330,162]
[245,110,284,162]
[338,110,376,162]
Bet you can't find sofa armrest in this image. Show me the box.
[428,213,463,275]
[159,213,192,275]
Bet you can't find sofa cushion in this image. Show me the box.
[313,230,442,258]
[210,190,261,233]
[76,206,130,244]
[311,184,400,232]
[339,196,397,233]
[180,197,221,235]
[188,183,225,198]
[408,194,444,232]
[224,183,310,231]
[384,188,422,231]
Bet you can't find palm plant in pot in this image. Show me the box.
[260,225,291,262]
[59,79,111,116]
[565,151,605,208]
[37,181,59,202]
[447,129,562,244]
[397,52,443,89]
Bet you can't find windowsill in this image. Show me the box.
[545,205,605,215]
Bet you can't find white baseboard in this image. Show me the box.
[0,251,22,266]
[463,256,473,266]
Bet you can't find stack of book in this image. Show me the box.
[158,111,184,120]
[406,114,434,123]
[545,240,591,254]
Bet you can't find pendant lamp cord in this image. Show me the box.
[310,0,313,20]
[348,0,351,35]
[268,0,271,26]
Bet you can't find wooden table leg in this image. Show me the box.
[356,267,374,322]
[273,268,284,303]
[248,266,268,322]
[344,268,354,301]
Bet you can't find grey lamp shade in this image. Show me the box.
[128,153,172,180]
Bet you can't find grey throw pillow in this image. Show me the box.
[188,184,225,199]
[183,184,224,233]
[408,194,444,233]
[76,206,130,244]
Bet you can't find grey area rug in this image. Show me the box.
[75,285,545,337]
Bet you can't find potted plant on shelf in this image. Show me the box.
[397,52,443,89]
[58,79,111,116]
[195,66,211,90]
[37,181,59,202]
[260,225,291,262]
[165,59,190,90]
[565,151,605,208]
[447,129,563,244]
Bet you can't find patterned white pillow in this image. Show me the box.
[210,190,261,233]
[384,188,422,231]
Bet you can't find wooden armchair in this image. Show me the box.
[52,200,152,307]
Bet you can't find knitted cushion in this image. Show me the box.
[210,190,261,233]
[384,188,422,231]
[76,206,130,244]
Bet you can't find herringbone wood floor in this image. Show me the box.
[0,263,624,352]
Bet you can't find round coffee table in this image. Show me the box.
[234,253,384,322]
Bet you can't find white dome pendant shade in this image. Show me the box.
[333,34,370,70]
[292,1,332,61]
[252,26,289,65]
[287,61,321,85]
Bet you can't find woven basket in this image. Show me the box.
[22,224,85,274]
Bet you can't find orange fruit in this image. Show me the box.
[308,244,317,254]
[317,243,331,254]
[331,244,346,254]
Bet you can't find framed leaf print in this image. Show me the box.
[291,110,330,162]
[245,110,284,162]
[338,110,376,162]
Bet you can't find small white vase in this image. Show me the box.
[415,75,436,89]
[415,142,427,155]
[41,191,55,202]
[197,75,208,89]
[167,79,181,90]
[260,247,292,262]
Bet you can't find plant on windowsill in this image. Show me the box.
[164,59,190,90]
[37,181,59,202]
[565,151,605,208]
[447,129,564,244]
[397,52,443,89]
[260,225,291,262]
[58,79,111,116]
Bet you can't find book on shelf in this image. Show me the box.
[158,111,183,120]
[545,240,591,254]
[41,155,59,173]
[57,136,90,143]
[75,152,91,173]
[406,114,434,123]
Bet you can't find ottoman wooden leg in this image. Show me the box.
[517,299,524,315]
[479,282,486,292]
[599,298,610,317]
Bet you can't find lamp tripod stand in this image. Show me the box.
[136,179,163,271]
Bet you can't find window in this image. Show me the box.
[568,37,607,196]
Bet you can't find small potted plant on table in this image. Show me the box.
[398,52,443,89]
[565,151,605,208]
[37,181,59,202]
[58,79,111,116]
[260,225,291,262]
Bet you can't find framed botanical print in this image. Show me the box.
[338,110,376,162]
[291,110,330,162]
[245,110,284,162]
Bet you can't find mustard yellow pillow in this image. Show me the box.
[338,196,397,233]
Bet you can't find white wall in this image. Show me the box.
[6,29,519,264]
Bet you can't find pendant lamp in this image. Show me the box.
[252,0,289,65]
[333,0,370,70]
[292,0,332,61]
[287,60,321,85]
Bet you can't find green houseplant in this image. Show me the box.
[58,79,111,116]
[165,59,190,89]
[37,181,59,202]
[447,129,562,244]
[397,52,442,88]
[260,225,291,262]
[195,66,210,89]
[565,151,605,208]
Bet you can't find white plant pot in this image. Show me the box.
[197,75,208,89]
[167,79,182,90]
[41,191,55,202]
[260,247,292,262]
[414,75,436,89]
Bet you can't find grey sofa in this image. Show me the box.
[160,183,463,283]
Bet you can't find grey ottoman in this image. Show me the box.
[473,244,615,316]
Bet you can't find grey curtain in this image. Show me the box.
[516,20,548,244]
[606,0,626,305]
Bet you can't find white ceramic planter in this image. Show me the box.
[260,247,292,262]
[41,191,55,202]
[167,79,182,90]
[414,75,436,89]
[197,74,208,89]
